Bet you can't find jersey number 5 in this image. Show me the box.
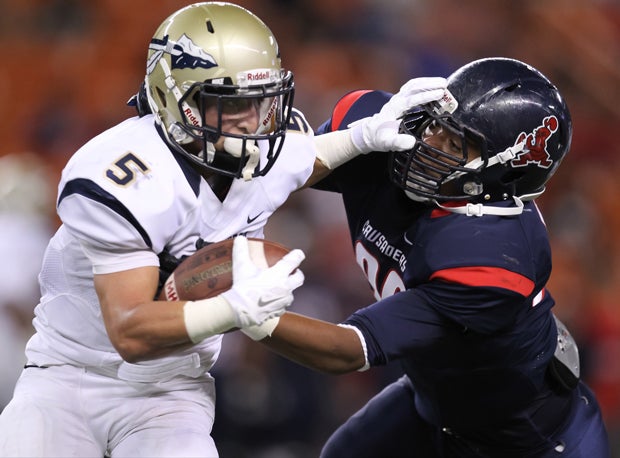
[106,153,150,186]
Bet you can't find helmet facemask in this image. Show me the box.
[391,107,488,203]
[169,74,294,180]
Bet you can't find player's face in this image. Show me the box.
[201,97,264,150]
[419,120,481,196]
[421,121,479,164]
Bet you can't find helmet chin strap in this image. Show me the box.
[154,57,203,145]
[434,195,525,216]
[204,142,216,164]
[440,140,528,187]
[223,137,261,181]
[150,60,260,180]
[426,140,531,216]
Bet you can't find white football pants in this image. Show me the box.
[0,364,218,457]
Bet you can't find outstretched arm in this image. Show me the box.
[251,312,367,374]
[303,77,448,188]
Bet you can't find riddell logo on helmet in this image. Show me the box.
[511,116,558,169]
[245,70,271,83]
[262,99,277,128]
[184,107,201,127]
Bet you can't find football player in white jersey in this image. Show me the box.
[0,2,448,457]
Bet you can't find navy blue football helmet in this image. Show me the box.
[391,57,572,207]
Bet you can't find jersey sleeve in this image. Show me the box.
[343,288,449,367]
[268,107,316,191]
[406,207,549,325]
[56,119,201,273]
[343,282,526,368]
[57,180,161,273]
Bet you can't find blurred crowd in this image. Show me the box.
[1,0,619,456]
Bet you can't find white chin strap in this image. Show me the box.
[429,140,535,216]
[435,195,525,216]
[154,58,203,146]
[458,140,528,176]
[204,142,216,164]
[223,137,261,181]
[439,140,528,189]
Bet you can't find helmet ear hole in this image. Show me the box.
[156,87,167,108]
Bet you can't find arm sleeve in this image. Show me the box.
[58,183,159,274]
[80,241,158,275]
[343,283,526,367]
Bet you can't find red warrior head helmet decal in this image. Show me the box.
[510,116,558,169]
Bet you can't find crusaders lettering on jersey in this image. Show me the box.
[361,220,407,271]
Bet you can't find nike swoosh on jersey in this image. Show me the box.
[258,298,273,307]
[247,212,264,224]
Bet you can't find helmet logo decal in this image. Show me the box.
[261,98,277,131]
[147,34,217,74]
[183,106,201,127]
[511,116,558,169]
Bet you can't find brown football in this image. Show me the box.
[159,237,291,301]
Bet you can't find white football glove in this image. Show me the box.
[241,316,281,341]
[350,77,448,154]
[221,236,305,328]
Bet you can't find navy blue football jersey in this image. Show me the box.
[314,90,561,443]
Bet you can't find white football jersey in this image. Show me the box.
[25,111,315,382]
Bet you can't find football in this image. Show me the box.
[159,237,291,301]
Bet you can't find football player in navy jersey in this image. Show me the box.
[241,58,610,457]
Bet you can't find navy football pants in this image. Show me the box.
[320,375,610,458]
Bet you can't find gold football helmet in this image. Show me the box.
[144,2,294,179]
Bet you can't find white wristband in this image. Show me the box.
[183,296,237,343]
[241,316,281,341]
[314,129,362,170]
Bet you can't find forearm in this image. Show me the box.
[96,267,235,362]
[98,237,305,363]
[104,296,243,362]
[259,312,366,374]
[301,158,332,188]
[306,78,448,187]
[105,300,195,361]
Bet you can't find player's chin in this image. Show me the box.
[403,178,437,203]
